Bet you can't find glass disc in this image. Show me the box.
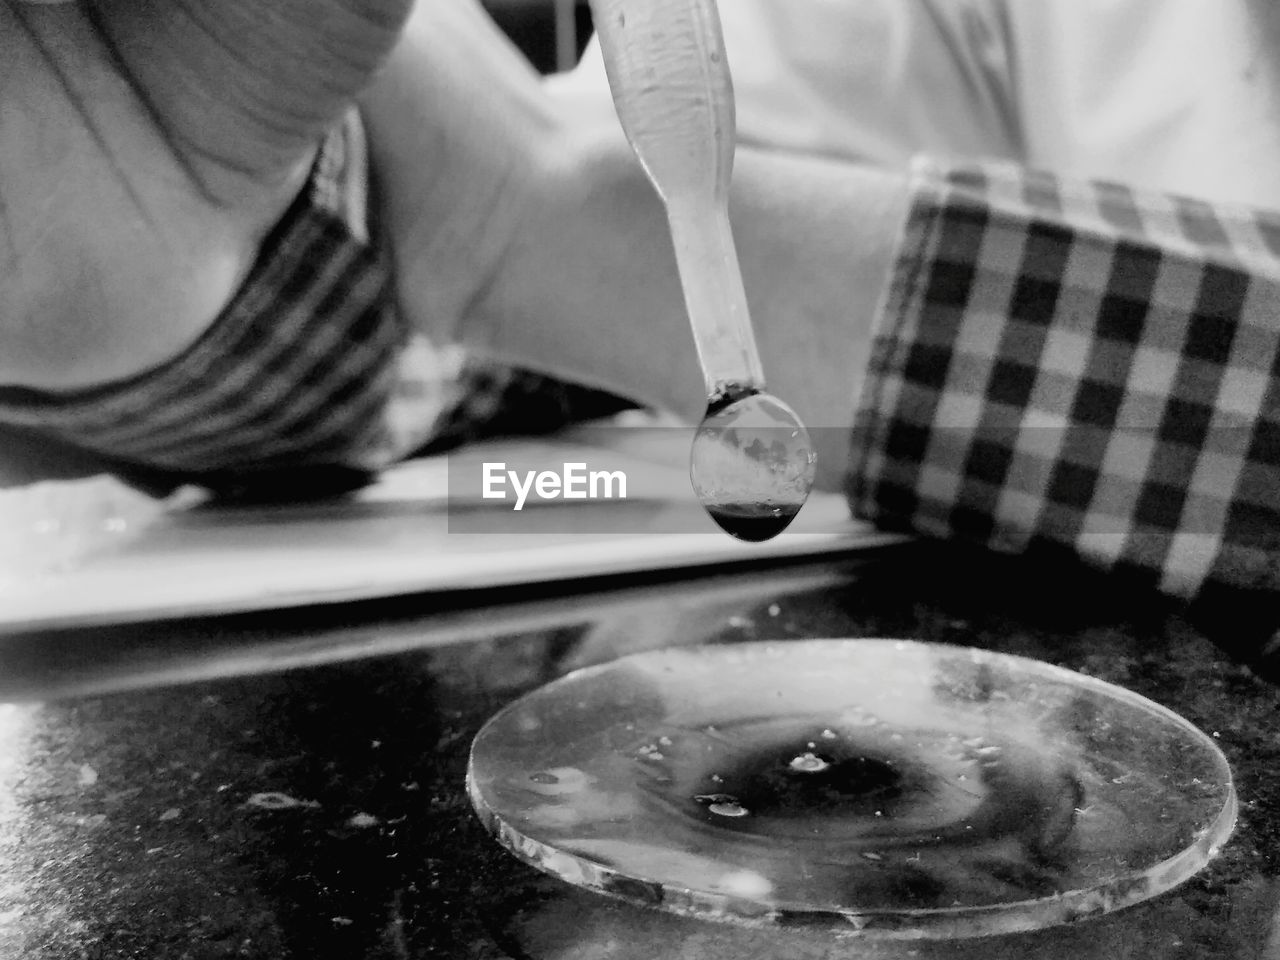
[467,640,1236,940]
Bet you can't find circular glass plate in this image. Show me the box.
[467,640,1236,940]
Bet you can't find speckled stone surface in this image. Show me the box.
[0,543,1277,959]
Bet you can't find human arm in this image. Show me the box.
[357,0,909,472]
[0,0,630,483]
[0,0,412,391]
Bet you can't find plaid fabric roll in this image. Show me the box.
[0,112,426,479]
[850,158,1280,660]
[0,113,623,491]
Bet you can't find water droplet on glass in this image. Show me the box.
[789,752,831,774]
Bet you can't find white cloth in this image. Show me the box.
[552,0,1280,208]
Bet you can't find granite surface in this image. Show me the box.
[0,542,1277,959]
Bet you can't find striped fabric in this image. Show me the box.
[850,158,1280,663]
[0,112,630,491]
[0,113,422,479]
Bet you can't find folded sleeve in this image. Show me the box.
[0,111,425,480]
[850,158,1280,663]
[0,113,631,490]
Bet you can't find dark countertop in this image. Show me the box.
[0,541,1277,959]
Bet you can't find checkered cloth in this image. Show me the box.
[0,113,417,480]
[0,113,626,493]
[850,158,1280,663]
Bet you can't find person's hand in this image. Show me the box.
[0,0,412,389]
[358,0,709,413]
[364,3,909,474]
